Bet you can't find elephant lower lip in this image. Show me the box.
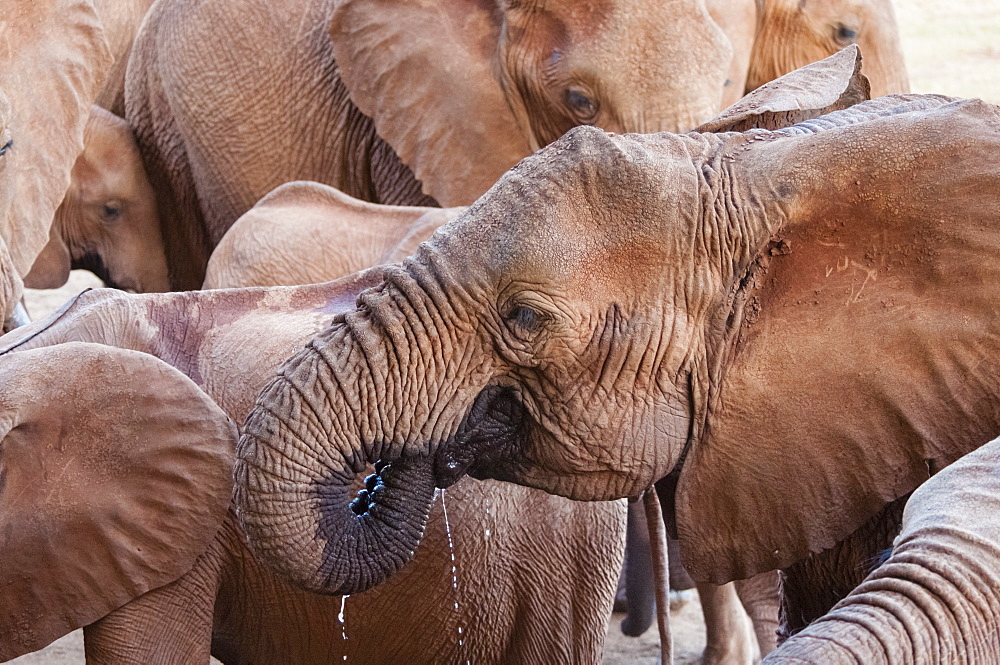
[433,385,530,487]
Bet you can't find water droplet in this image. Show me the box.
[441,489,469,663]
[339,595,349,661]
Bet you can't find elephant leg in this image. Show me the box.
[620,499,655,636]
[83,550,221,664]
[777,496,908,641]
[734,571,780,656]
[697,581,760,665]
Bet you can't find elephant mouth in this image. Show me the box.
[343,386,531,525]
[432,385,532,489]
[73,252,131,291]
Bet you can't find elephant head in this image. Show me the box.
[0,0,113,321]
[330,0,733,206]
[235,47,994,596]
[25,106,169,293]
[748,0,909,97]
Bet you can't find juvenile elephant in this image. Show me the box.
[223,47,1000,643]
[206,182,773,662]
[0,0,113,325]
[25,106,169,294]
[747,0,909,97]
[765,435,1000,663]
[708,0,908,109]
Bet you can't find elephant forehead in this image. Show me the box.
[442,127,707,282]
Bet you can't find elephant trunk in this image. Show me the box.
[763,538,1000,664]
[234,314,439,596]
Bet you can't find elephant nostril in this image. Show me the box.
[350,490,371,515]
[350,463,395,515]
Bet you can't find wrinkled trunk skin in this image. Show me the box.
[234,318,438,596]
[763,546,1000,664]
[765,439,1000,664]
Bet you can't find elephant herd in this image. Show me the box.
[2,0,999,664]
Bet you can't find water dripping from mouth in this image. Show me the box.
[440,489,470,665]
[339,594,349,661]
[483,494,492,539]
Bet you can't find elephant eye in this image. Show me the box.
[101,202,122,221]
[505,304,544,337]
[565,89,598,121]
[0,139,12,156]
[835,24,857,44]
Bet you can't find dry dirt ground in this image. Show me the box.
[10,0,1000,661]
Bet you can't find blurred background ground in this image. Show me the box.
[11,0,999,662]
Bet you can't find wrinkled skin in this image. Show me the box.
[230,49,1000,643]
[0,0,112,323]
[764,436,1000,663]
[203,182,462,289]
[748,0,909,97]
[25,106,169,293]
[207,179,778,663]
[125,0,739,289]
[0,289,624,663]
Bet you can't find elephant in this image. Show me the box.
[747,0,909,98]
[708,0,908,108]
[0,271,625,661]
[0,0,113,326]
[219,46,1000,645]
[25,106,169,294]
[206,181,775,662]
[763,434,1000,663]
[126,0,737,290]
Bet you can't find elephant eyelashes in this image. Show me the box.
[506,304,544,337]
[0,139,11,156]
[565,89,598,120]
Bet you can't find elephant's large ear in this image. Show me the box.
[694,45,870,133]
[23,228,72,289]
[0,0,113,277]
[674,95,1000,584]
[0,343,236,660]
[330,0,532,206]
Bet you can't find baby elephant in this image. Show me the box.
[25,106,169,293]
[766,436,1000,664]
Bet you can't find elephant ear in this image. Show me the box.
[695,45,870,133]
[330,0,532,206]
[23,227,72,289]
[675,95,1000,584]
[0,343,236,660]
[0,0,113,277]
